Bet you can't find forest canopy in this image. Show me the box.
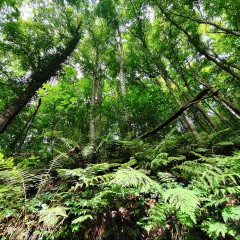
[0,0,240,239]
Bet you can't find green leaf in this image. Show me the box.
[163,188,200,223]
[72,214,93,224]
[201,220,236,239]
[222,206,240,223]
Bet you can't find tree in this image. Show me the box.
[0,0,83,134]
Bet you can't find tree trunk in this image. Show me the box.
[90,47,102,141]
[170,11,240,37]
[193,73,240,118]
[117,28,126,96]
[128,15,200,139]
[90,71,97,141]
[163,77,200,140]
[170,75,216,128]
[0,26,81,134]
[9,98,42,150]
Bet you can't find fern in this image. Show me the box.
[157,172,176,183]
[36,151,69,195]
[143,203,173,233]
[201,220,237,239]
[222,206,240,223]
[72,214,93,226]
[109,167,162,193]
[163,188,200,223]
[0,164,37,204]
[151,152,185,171]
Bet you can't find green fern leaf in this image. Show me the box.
[72,214,93,225]
[109,167,162,193]
[201,220,236,239]
[163,188,200,223]
[222,206,240,223]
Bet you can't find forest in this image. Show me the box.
[0,0,240,239]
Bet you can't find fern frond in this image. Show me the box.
[37,152,69,194]
[222,206,240,223]
[157,172,176,183]
[143,203,173,233]
[163,188,200,223]
[109,167,162,193]
[86,162,121,173]
[72,214,93,225]
[58,168,85,179]
[201,220,236,239]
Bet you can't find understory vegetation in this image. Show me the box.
[0,0,240,239]
[1,129,240,239]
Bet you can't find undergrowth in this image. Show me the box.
[0,129,240,240]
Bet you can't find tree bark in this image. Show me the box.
[117,28,126,96]
[170,75,216,128]
[162,76,200,140]
[90,46,102,141]
[128,21,201,139]
[0,24,81,134]
[192,73,240,118]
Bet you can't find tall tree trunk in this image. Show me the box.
[9,98,42,150]
[90,72,97,141]
[0,25,81,134]
[139,89,212,140]
[117,28,126,96]
[203,101,233,127]
[163,78,200,140]
[90,47,102,141]
[127,14,200,139]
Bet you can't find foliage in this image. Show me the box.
[0,0,240,239]
[0,131,240,239]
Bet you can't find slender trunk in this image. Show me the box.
[117,28,126,96]
[0,26,81,134]
[171,11,240,37]
[128,16,200,139]
[95,73,102,138]
[204,101,233,127]
[139,89,212,140]
[90,72,97,141]
[10,98,42,150]
[164,78,200,140]
[90,47,102,141]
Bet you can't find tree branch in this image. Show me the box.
[170,11,240,37]
[138,89,219,140]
